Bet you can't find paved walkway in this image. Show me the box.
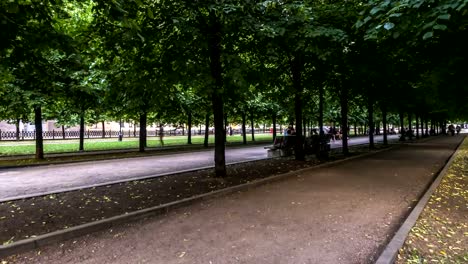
[0,135,398,202]
[6,135,462,264]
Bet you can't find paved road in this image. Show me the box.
[0,135,398,202]
[6,135,462,264]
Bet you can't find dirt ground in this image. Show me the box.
[1,136,462,264]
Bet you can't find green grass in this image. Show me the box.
[0,134,274,156]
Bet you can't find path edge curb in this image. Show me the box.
[0,145,393,258]
[375,136,465,264]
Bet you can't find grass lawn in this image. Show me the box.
[396,137,468,263]
[0,134,274,156]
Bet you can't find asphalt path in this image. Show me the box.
[0,135,398,202]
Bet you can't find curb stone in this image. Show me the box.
[375,136,465,264]
[0,145,393,258]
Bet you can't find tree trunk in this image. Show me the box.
[408,113,413,139]
[354,122,357,137]
[204,113,210,147]
[208,12,226,177]
[188,111,192,144]
[368,99,375,149]
[382,105,388,145]
[139,112,147,152]
[242,111,247,145]
[250,112,255,142]
[340,85,349,155]
[34,106,44,159]
[15,119,20,141]
[416,115,420,139]
[62,125,65,139]
[101,121,105,138]
[425,116,429,136]
[272,112,277,142]
[133,122,136,137]
[318,84,324,136]
[399,112,405,141]
[79,111,85,151]
[290,56,304,160]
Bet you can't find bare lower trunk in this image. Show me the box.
[208,11,226,177]
[187,111,192,144]
[250,112,255,142]
[318,84,324,136]
[79,112,85,151]
[242,111,247,145]
[272,113,277,142]
[340,85,349,155]
[382,105,388,145]
[34,106,44,159]
[368,99,374,149]
[101,121,105,138]
[15,119,20,141]
[139,112,147,152]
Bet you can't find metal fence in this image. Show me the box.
[0,128,272,141]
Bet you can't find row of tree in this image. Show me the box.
[1,0,467,176]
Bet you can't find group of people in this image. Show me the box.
[448,124,461,136]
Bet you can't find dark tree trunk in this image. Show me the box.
[416,115,420,139]
[79,112,85,151]
[382,105,388,145]
[187,111,192,144]
[340,85,349,155]
[15,119,20,141]
[101,121,105,138]
[139,112,147,152]
[250,112,255,142]
[204,113,210,148]
[34,106,44,159]
[133,122,136,137]
[272,113,277,142]
[208,12,226,177]
[425,116,429,136]
[399,112,405,141]
[408,113,413,139]
[62,125,65,139]
[290,56,304,160]
[354,122,357,137]
[318,84,324,136]
[242,111,247,145]
[368,100,375,149]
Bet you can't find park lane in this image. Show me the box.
[0,135,398,202]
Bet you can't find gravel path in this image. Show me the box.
[4,135,462,264]
[0,135,398,201]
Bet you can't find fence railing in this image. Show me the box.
[0,128,274,141]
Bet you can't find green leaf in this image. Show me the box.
[370,6,382,15]
[438,14,451,20]
[384,22,395,30]
[147,9,154,19]
[422,31,433,40]
[433,24,447,31]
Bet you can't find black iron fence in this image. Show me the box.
[0,128,273,141]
